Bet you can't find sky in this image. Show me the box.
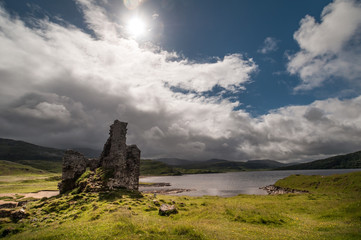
[0,0,361,162]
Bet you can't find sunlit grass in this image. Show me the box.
[0,175,60,194]
[1,171,360,239]
[0,160,60,194]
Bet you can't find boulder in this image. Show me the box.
[10,208,28,222]
[159,204,178,216]
[0,208,29,222]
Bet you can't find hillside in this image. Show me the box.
[0,160,47,175]
[0,138,64,161]
[140,159,182,176]
[0,139,100,173]
[278,151,361,170]
[275,171,361,195]
[0,138,289,176]
[155,158,197,166]
[244,160,288,169]
[178,159,245,172]
[156,158,287,171]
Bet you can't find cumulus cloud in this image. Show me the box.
[258,37,278,54]
[288,0,361,90]
[0,1,255,153]
[1,0,361,162]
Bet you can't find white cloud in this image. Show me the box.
[288,0,361,90]
[258,37,278,54]
[152,13,159,20]
[1,0,361,162]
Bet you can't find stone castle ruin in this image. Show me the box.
[58,120,141,194]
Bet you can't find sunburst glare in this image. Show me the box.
[126,17,146,38]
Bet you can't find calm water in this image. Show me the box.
[140,169,361,197]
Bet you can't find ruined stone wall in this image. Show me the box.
[126,145,141,190]
[99,120,140,190]
[58,120,141,193]
[58,150,88,194]
[99,120,127,177]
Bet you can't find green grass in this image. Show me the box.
[0,160,60,194]
[274,171,361,196]
[140,159,239,176]
[1,171,360,239]
[140,159,182,176]
[0,175,60,194]
[0,160,47,175]
[16,160,62,173]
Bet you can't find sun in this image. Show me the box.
[126,17,146,38]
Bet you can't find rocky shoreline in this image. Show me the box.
[139,182,193,195]
[139,182,171,187]
[260,185,309,195]
[141,188,193,195]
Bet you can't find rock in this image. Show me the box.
[0,209,29,222]
[152,200,160,206]
[0,203,17,209]
[10,208,29,222]
[17,201,27,207]
[58,150,88,194]
[158,204,178,216]
[260,185,308,195]
[0,209,12,218]
[88,158,100,171]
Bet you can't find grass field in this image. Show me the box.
[0,171,360,239]
[0,160,60,194]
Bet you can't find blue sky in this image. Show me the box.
[0,0,361,162]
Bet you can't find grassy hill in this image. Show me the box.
[156,158,287,172]
[0,160,60,193]
[243,160,289,169]
[278,151,361,170]
[15,160,62,173]
[0,160,46,175]
[0,138,64,161]
[275,171,361,196]
[140,159,182,176]
[0,139,95,173]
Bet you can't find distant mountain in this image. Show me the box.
[0,138,104,173]
[186,159,245,171]
[278,151,361,170]
[244,160,289,169]
[156,158,198,166]
[155,157,288,171]
[140,159,182,176]
[0,138,65,161]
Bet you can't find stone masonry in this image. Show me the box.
[58,120,141,194]
[58,150,88,193]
